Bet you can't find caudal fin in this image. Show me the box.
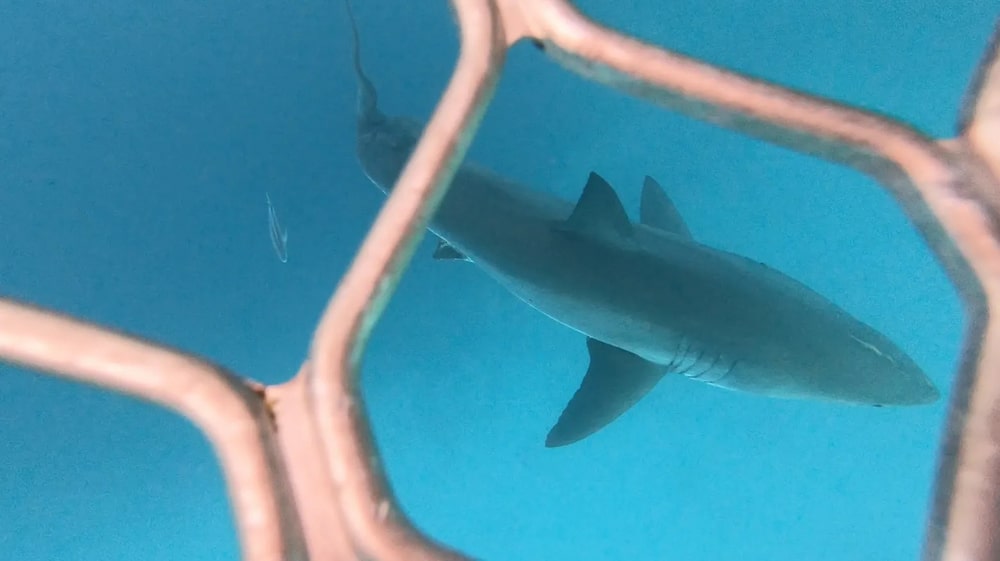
[342,0,381,123]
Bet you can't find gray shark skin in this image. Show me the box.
[342,2,939,447]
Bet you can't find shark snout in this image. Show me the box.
[871,358,941,406]
[890,345,941,405]
[872,360,940,406]
[903,372,940,405]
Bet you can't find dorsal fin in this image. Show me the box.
[563,172,633,240]
[640,176,692,239]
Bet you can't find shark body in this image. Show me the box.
[343,3,938,447]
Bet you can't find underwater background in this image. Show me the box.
[1,0,996,559]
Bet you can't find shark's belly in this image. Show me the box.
[485,270,798,394]
[439,218,743,372]
[479,261,724,365]
[467,245,877,403]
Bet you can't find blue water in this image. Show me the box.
[0,0,994,559]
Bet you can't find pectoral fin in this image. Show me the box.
[545,338,666,447]
[432,239,470,261]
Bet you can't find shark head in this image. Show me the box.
[817,322,939,406]
[637,173,940,407]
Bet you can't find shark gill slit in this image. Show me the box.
[669,337,736,385]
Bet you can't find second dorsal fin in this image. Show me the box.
[640,176,691,239]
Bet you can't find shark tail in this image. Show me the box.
[342,0,381,124]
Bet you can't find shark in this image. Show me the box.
[342,2,939,447]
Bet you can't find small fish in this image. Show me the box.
[266,192,288,263]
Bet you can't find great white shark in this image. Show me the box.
[342,3,939,447]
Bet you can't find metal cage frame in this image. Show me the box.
[2,1,999,559]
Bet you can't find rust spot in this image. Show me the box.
[247,380,278,431]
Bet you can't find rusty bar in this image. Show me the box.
[303,0,513,559]
[925,20,1000,561]
[268,365,358,559]
[0,298,308,561]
